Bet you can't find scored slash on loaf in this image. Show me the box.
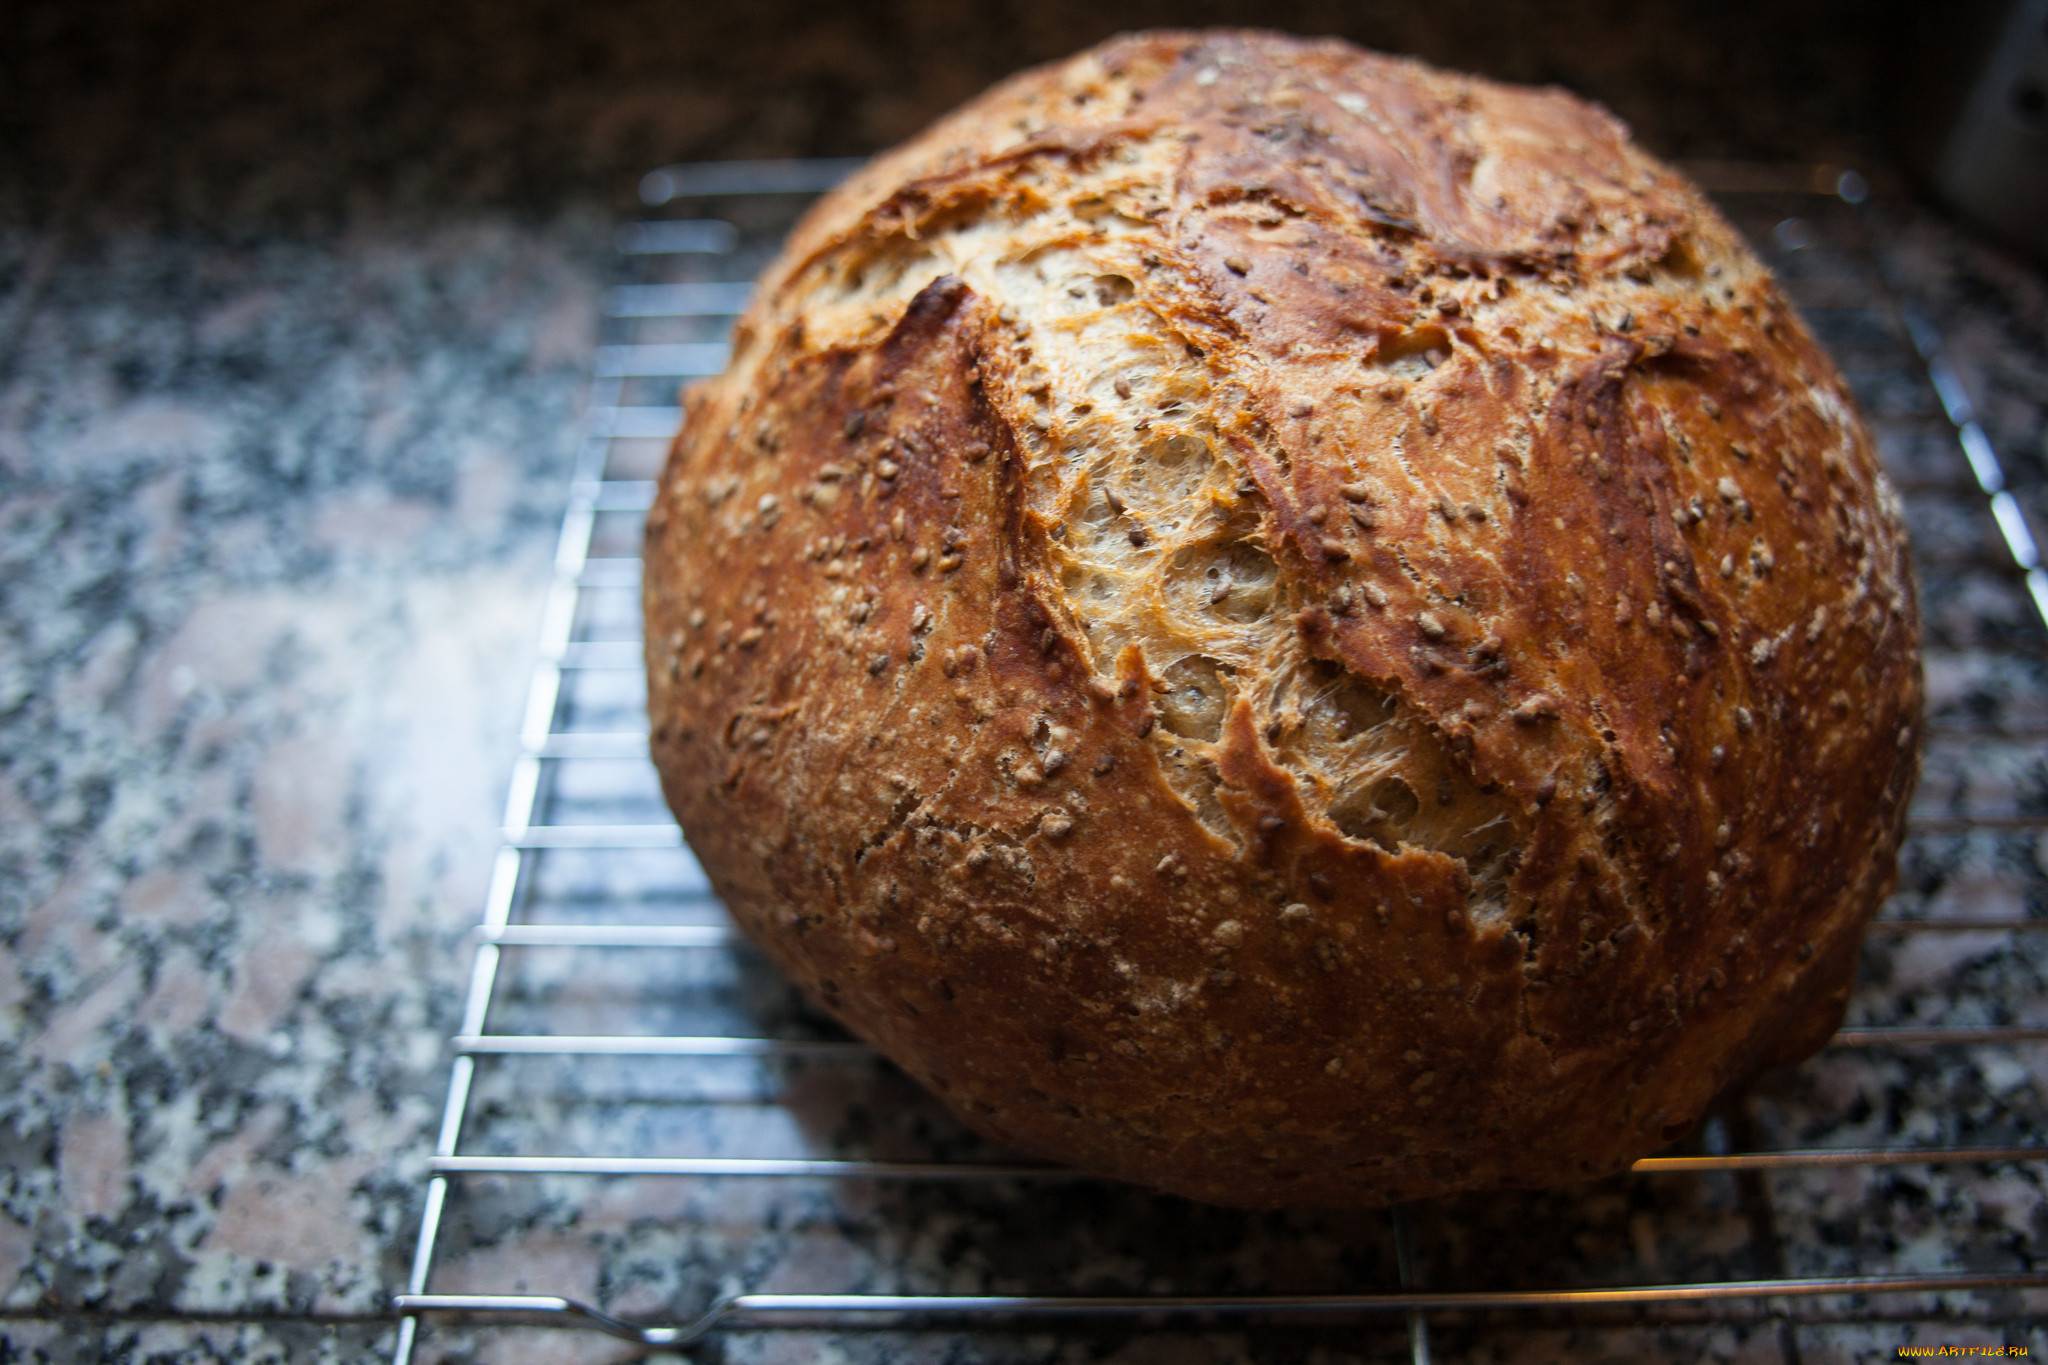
[642,29,1920,1207]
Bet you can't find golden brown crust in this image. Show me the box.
[642,29,1921,1206]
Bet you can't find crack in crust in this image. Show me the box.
[644,29,1921,1207]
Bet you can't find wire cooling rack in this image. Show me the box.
[391,160,2048,1363]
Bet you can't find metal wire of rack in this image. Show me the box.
[390,160,2048,1363]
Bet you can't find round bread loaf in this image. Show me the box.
[643,29,1921,1207]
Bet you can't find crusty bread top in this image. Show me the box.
[645,29,1920,1204]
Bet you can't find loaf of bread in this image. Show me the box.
[643,29,1921,1206]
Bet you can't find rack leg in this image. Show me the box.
[1392,1203,1432,1365]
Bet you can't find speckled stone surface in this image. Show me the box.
[4,3,2048,1362]
[0,212,604,1356]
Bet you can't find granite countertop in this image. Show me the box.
[3,3,2046,1361]
[0,212,601,1359]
